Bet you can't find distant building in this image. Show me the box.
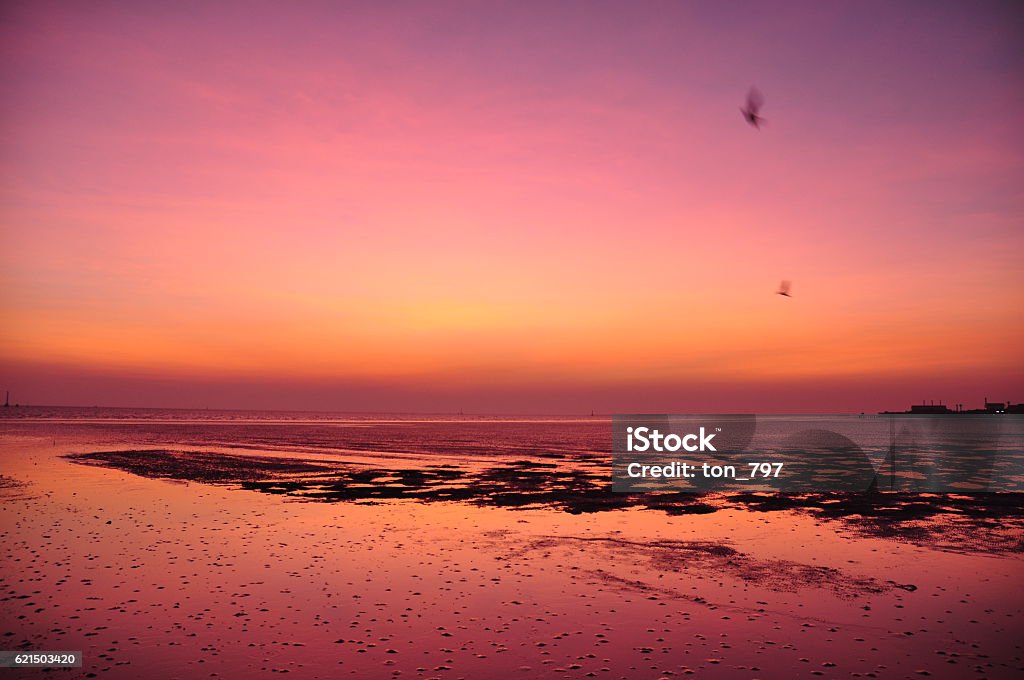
[880,397,1022,415]
[909,404,952,414]
[984,400,1007,413]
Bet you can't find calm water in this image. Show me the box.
[1,406,610,459]
[4,407,1022,490]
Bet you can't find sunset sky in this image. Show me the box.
[1,1,1022,413]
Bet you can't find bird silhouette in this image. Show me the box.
[741,87,765,129]
[776,280,792,297]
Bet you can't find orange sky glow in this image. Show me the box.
[1,2,1022,413]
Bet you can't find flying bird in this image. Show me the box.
[741,88,765,129]
[776,280,792,297]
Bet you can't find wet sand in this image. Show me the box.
[2,422,1023,678]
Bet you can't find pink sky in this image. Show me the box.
[1,1,1022,413]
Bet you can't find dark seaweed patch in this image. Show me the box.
[66,450,1024,554]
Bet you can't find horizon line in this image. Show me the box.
[4,402,1021,418]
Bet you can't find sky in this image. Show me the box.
[1,1,1022,413]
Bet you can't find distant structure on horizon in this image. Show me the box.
[881,397,1023,415]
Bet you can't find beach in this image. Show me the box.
[2,408,1022,679]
